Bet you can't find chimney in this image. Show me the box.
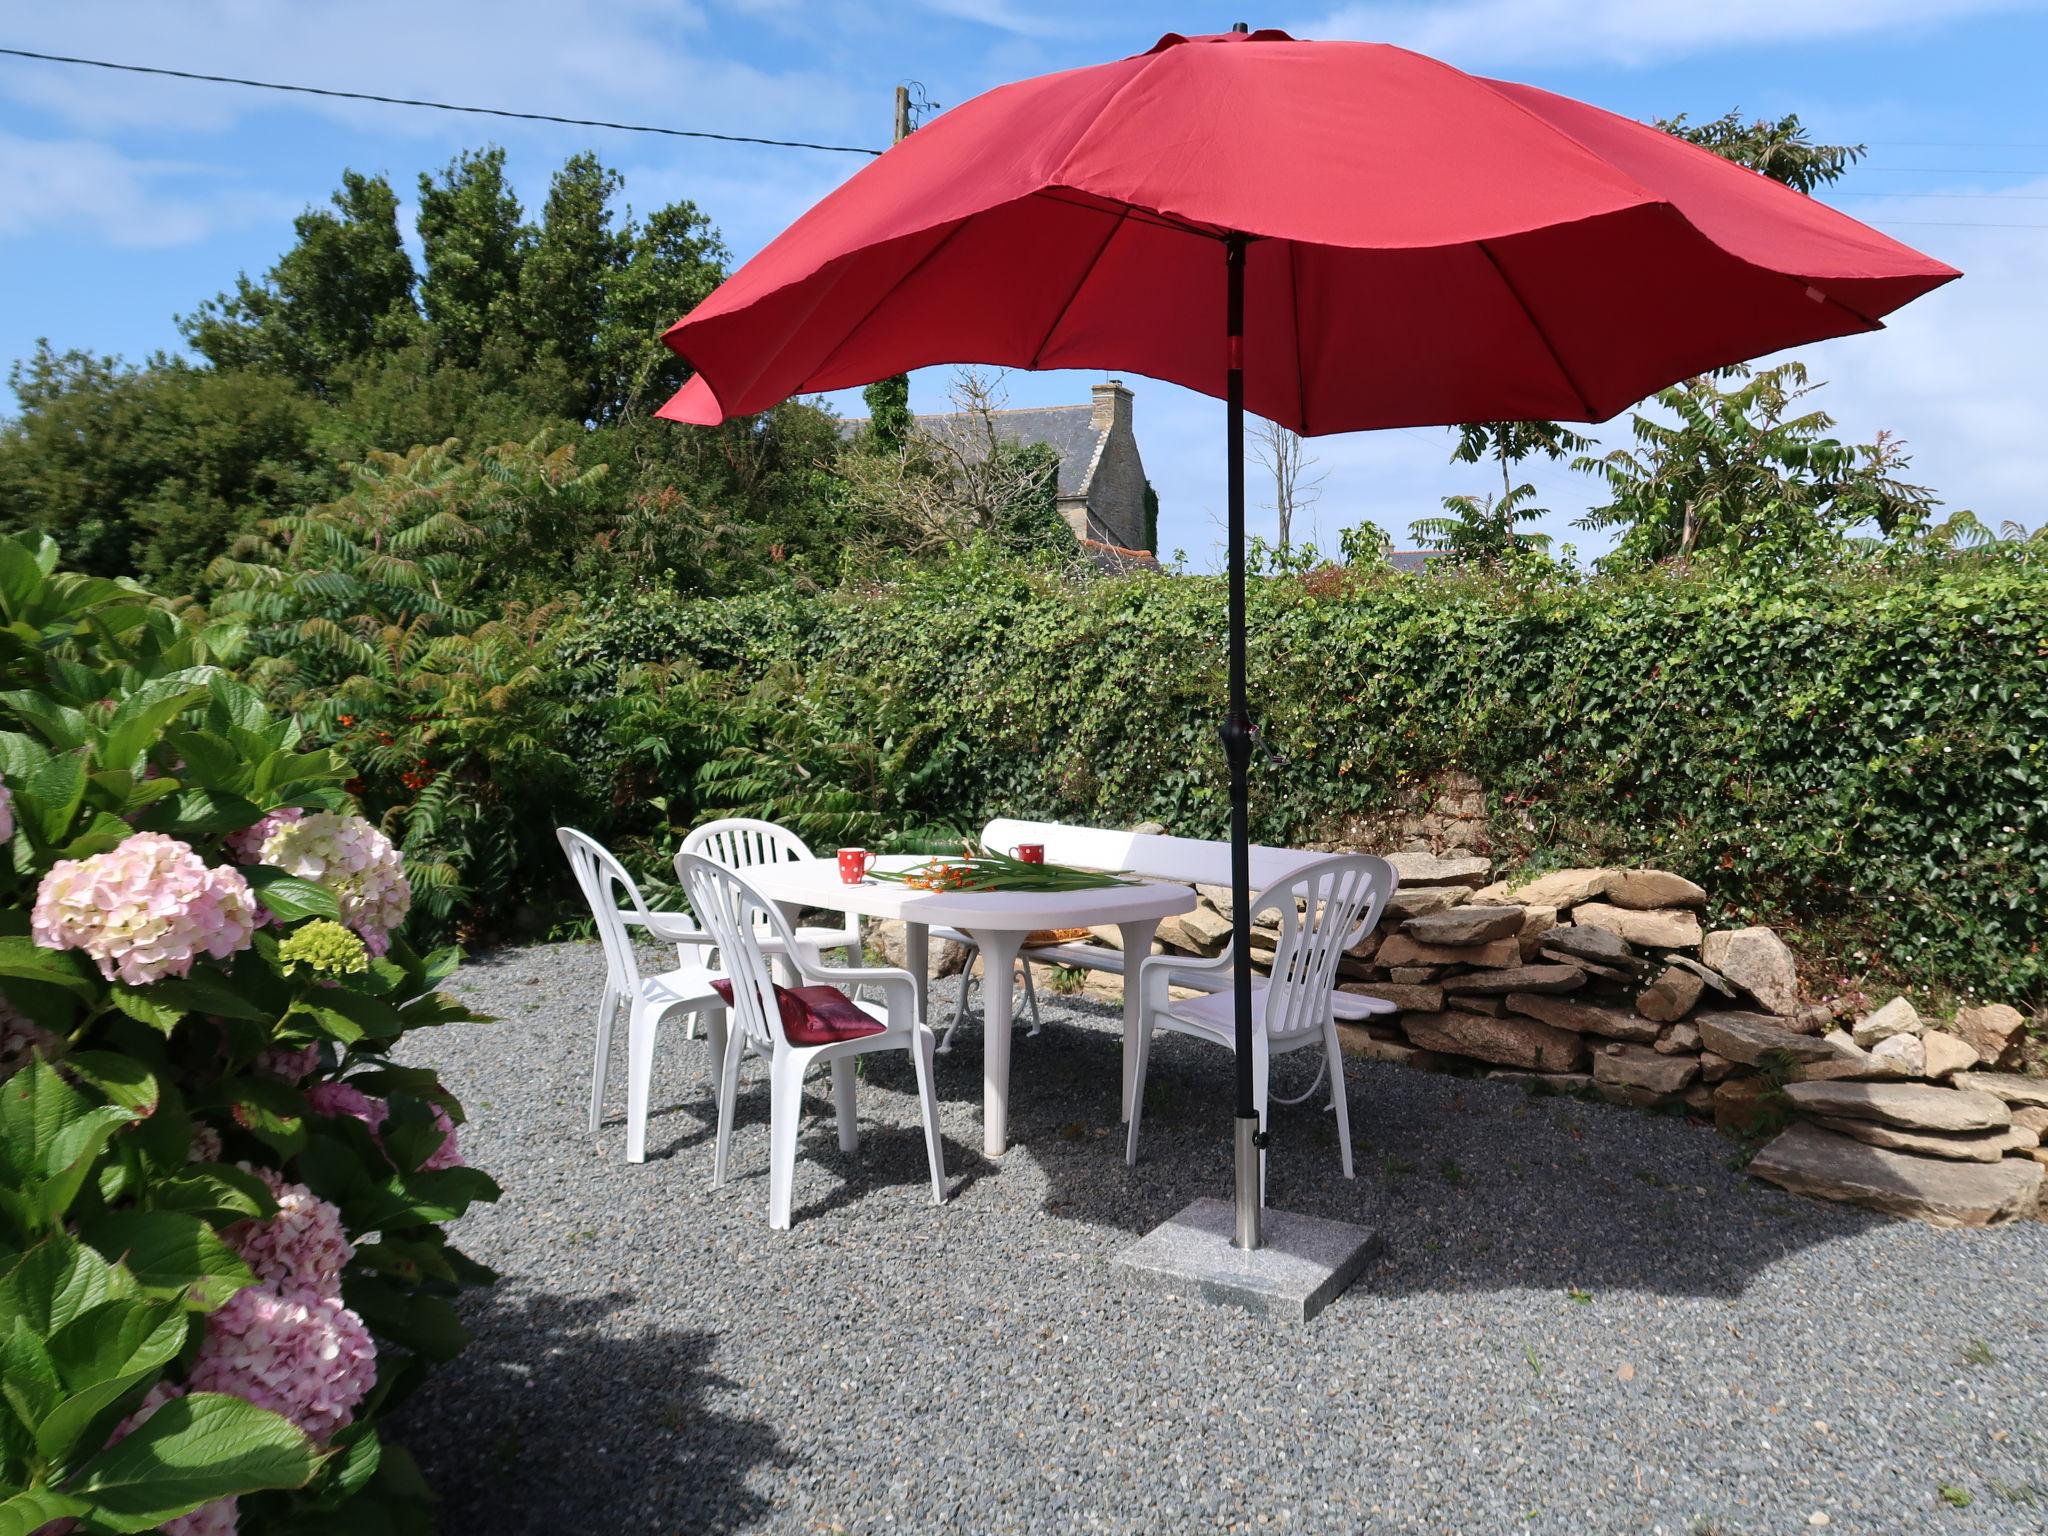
[1090,377,1132,434]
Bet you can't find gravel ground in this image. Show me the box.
[393,942,2048,1536]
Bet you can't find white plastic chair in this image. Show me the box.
[558,829,729,1162]
[676,852,946,1231]
[677,818,861,974]
[1124,854,1394,1191]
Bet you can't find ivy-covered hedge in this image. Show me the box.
[612,548,2048,1001]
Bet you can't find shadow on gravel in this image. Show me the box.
[395,1290,785,1535]
[630,1050,993,1226]
[931,997,1891,1303]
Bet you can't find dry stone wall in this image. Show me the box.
[1173,855,2044,1227]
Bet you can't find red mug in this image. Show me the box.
[837,848,875,884]
[1009,843,1045,864]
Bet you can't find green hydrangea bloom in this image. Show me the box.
[280,919,371,979]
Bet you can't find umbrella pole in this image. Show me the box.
[1221,231,1260,1251]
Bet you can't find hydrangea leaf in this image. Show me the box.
[63,1390,319,1532]
[79,1211,253,1312]
[242,866,342,924]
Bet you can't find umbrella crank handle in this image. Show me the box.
[1218,714,1285,773]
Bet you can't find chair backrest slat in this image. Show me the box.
[557,828,655,995]
[676,853,800,1052]
[1246,854,1395,1042]
[681,819,821,941]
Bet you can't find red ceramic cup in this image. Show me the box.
[837,848,875,884]
[1010,843,1045,864]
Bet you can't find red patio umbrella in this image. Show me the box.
[656,26,1956,1249]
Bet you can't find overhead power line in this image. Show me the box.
[0,45,885,156]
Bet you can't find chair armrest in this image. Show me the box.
[629,910,716,947]
[796,960,919,1024]
[1136,943,1234,982]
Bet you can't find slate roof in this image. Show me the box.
[841,404,1103,499]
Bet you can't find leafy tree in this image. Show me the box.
[1442,109,1866,513]
[0,346,327,588]
[180,171,420,390]
[1657,109,1866,192]
[518,153,627,422]
[1411,482,1555,564]
[1414,422,1591,566]
[1574,362,1939,563]
[861,375,913,452]
[416,148,531,371]
[1449,420,1594,502]
[596,199,730,421]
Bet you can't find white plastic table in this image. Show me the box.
[736,854,1197,1157]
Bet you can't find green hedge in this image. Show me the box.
[601,548,2048,1001]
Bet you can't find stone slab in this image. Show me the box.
[1385,852,1491,889]
[1952,1071,2048,1110]
[1403,1010,1586,1071]
[1696,1010,1845,1067]
[1572,902,1703,949]
[1374,933,1520,970]
[1402,904,1523,946]
[1114,1197,1381,1323]
[1441,963,1585,996]
[1748,1123,2044,1227]
[1507,992,1661,1044]
[1782,1079,2010,1132]
[1810,1115,2039,1163]
[1603,868,1707,909]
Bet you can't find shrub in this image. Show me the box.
[1,533,498,1532]
[660,545,2048,1000]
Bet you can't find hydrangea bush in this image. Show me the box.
[0,533,498,1533]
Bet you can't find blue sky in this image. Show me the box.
[3,0,2045,567]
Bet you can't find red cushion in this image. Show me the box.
[711,980,887,1046]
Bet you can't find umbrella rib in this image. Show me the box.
[1475,239,1597,421]
[1029,203,1133,370]
[1030,187,1230,241]
[804,217,977,382]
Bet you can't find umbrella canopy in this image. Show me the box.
[655,27,1955,1252]
[657,28,1955,433]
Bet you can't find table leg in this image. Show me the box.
[905,921,929,1027]
[1115,917,1162,1123]
[970,929,1026,1158]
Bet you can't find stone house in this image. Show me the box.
[848,378,1157,558]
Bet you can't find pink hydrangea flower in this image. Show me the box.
[188,1287,376,1442]
[421,1102,464,1170]
[0,772,13,842]
[187,1123,224,1163]
[303,1080,462,1170]
[30,832,257,986]
[227,806,303,864]
[303,1079,388,1135]
[255,1042,322,1084]
[164,1498,240,1536]
[225,1166,353,1294]
[255,813,411,955]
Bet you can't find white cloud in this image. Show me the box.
[0,132,285,247]
[1299,0,2044,70]
[914,0,1087,39]
[0,1,868,146]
